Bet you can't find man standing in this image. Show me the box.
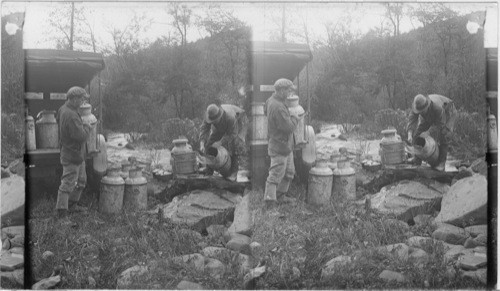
[407,94,458,171]
[199,103,246,181]
[264,78,301,207]
[56,86,92,218]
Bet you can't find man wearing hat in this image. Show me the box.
[199,103,246,181]
[55,86,92,219]
[406,94,458,171]
[264,78,302,208]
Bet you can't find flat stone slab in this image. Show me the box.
[371,180,447,222]
[162,189,242,231]
[464,225,487,237]
[321,255,352,279]
[457,254,487,271]
[1,226,24,238]
[32,275,61,289]
[435,175,487,227]
[0,252,23,271]
[177,280,204,290]
[378,270,406,283]
[1,175,25,227]
[432,223,469,245]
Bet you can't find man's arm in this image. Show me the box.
[274,106,299,134]
[68,114,91,143]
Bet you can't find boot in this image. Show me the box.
[56,190,70,211]
[434,145,448,172]
[226,156,239,182]
[277,177,291,194]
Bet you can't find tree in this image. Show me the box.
[168,3,192,47]
[47,2,85,50]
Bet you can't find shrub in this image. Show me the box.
[375,109,408,140]
[148,117,201,150]
[1,112,24,163]
[451,110,486,159]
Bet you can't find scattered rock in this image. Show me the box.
[177,228,203,241]
[321,255,352,279]
[32,275,61,289]
[378,270,406,283]
[242,265,266,290]
[474,234,487,246]
[250,242,263,255]
[432,223,469,245]
[462,268,487,284]
[223,223,237,243]
[0,253,24,271]
[9,247,23,255]
[378,243,410,261]
[9,235,24,248]
[1,175,25,227]
[204,257,225,279]
[88,276,97,288]
[444,244,467,262]
[464,225,487,238]
[463,238,480,249]
[435,175,487,227]
[125,143,135,150]
[1,226,24,238]
[408,248,429,266]
[371,180,447,222]
[413,214,433,226]
[201,246,253,274]
[172,253,205,271]
[226,234,251,255]
[177,280,204,290]
[445,266,457,279]
[2,239,11,250]
[42,251,55,261]
[470,158,487,176]
[0,269,23,287]
[457,254,487,271]
[162,189,242,231]
[474,246,486,254]
[233,193,253,236]
[116,265,148,289]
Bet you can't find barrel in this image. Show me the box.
[206,144,232,177]
[124,167,148,211]
[26,115,36,151]
[307,163,333,206]
[332,159,356,200]
[250,140,270,190]
[99,169,125,214]
[251,102,267,141]
[413,134,440,167]
[35,110,59,149]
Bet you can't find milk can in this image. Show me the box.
[206,144,232,177]
[93,134,107,176]
[302,125,316,167]
[124,167,148,211]
[26,115,36,151]
[379,128,405,165]
[79,103,98,154]
[413,134,440,167]
[286,95,306,149]
[99,168,125,214]
[35,110,59,149]
[171,138,196,175]
[332,159,356,200]
[307,163,333,206]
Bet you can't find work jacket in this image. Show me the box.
[57,101,90,164]
[265,93,298,156]
[199,104,245,151]
[407,94,457,145]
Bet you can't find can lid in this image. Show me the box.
[310,163,333,176]
[381,128,397,135]
[80,103,91,109]
[173,138,188,144]
[287,95,299,101]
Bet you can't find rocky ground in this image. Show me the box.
[4,124,491,289]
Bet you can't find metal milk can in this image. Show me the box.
[206,144,232,177]
[93,134,107,176]
[379,128,405,165]
[413,134,440,167]
[124,167,148,211]
[286,95,306,149]
[78,103,98,154]
[171,137,196,175]
[35,110,59,149]
[99,168,125,214]
[307,162,333,206]
[332,159,356,200]
[26,115,36,151]
[302,125,317,167]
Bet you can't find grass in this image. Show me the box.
[248,179,486,289]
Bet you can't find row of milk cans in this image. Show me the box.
[26,103,99,154]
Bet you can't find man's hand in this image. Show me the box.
[199,141,205,154]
